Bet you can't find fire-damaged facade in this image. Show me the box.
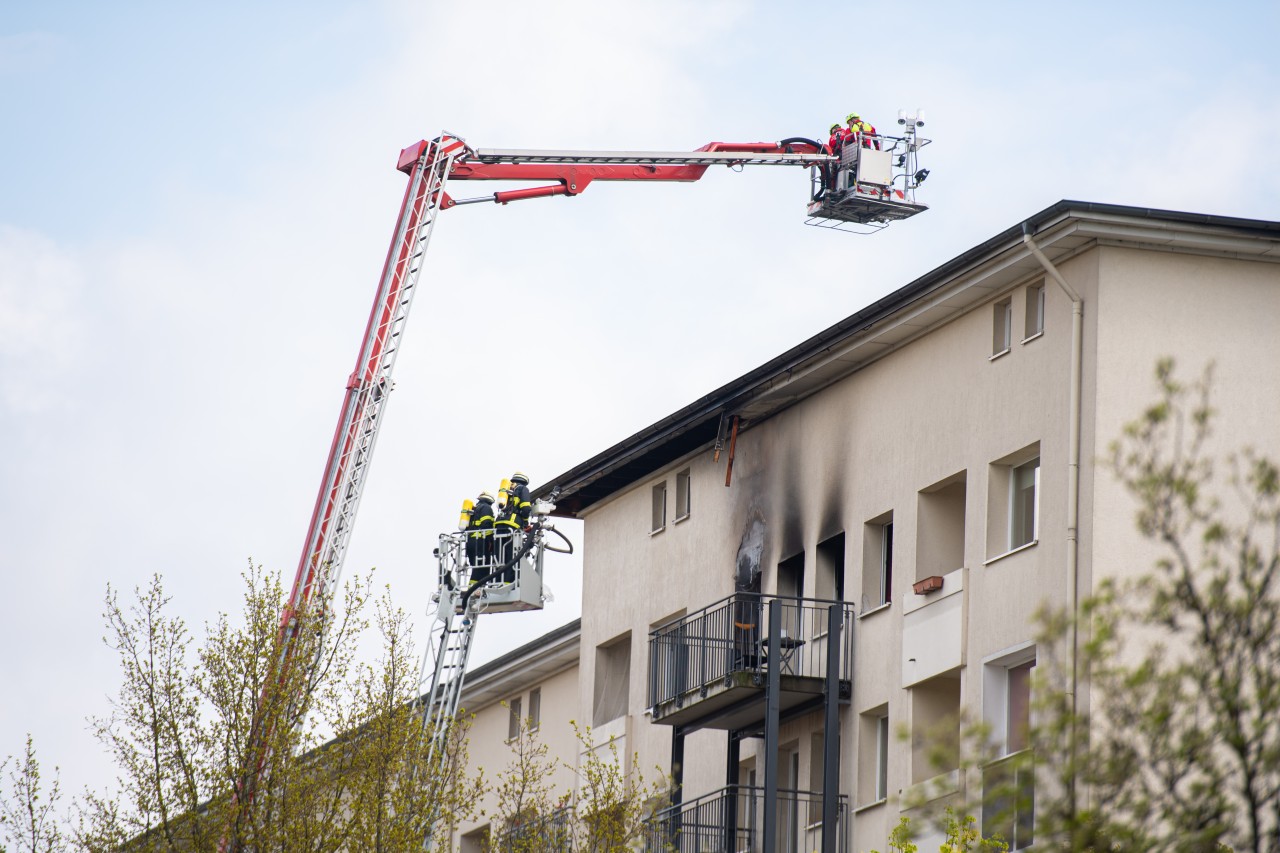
[520,200,1280,852]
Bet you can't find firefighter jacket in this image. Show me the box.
[850,120,879,149]
[496,484,533,530]
[468,498,496,538]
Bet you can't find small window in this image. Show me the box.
[858,705,890,806]
[1010,458,1039,550]
[993,298,1012,356]
[674,468,691,520]
[1006,661,1033,753]
[651,482,667,533]
[816,532,845,602]
[777,552,804,638]
[528,687,541,732]
[507,696,522,741]
[861,514,893,611]
[986,443,1040,560]
[876,714,890,801]
[1024,283,1045,340]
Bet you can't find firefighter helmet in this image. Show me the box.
[846,112,860,124]
[510,472,530,486]
[477,491,495,504]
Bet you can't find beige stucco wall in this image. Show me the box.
[571,238,1280,851]
[1089,247,1280,592]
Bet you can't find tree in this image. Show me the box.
[1076,359,1280,851]
[870,809,1007,853]
[0,735,65,853]
[485,712,566,853]
[953,360,1280,852]
[4,564,478,852]
[904,360,1280,851]
[486,717,668,853]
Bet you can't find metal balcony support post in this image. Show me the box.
[649,634,659,711]
[822,603,842,853]
[725,731,741,852]
[764,597,782,853]
[670,725,685,848]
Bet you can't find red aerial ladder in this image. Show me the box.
[246,125,931,844]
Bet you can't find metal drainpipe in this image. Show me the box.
[1021,226,1083,819]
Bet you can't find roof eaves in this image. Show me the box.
[536,201,1280,514]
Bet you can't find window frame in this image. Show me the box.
[1023,282,1045,342]
[507,696,523,742]
[875,713,890,802]
[992,298,1013,358]
[674,468,691,522]
[650,481,667,534]
[1009,457,1040,551]
[528,686,541,733]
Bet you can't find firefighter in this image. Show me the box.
[494,472,533,583]
[465,491,496,584]
[827,122,844,157]
[846,112,880,150]
[822,122,845,197]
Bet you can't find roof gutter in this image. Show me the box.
[1021,223,1083,826]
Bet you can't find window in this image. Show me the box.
[858,705,890,805]
[986,444,1040,560]
[916,472,966,581]
[507,696,523,741]
[1010,458,1039,550]
[674,468,691,520]
[992,298,1012,356]
[528,687,541,732]
[1023,282,1045,340]
[816,532,845,602]
[983,648,1036,849]
[460,824,490,853]
[876,714,890,801]
[651,481,666,533]
[777,552,804,638]
[593,634,631,725]
[862,514,893,610]
[1006,661,1032,752]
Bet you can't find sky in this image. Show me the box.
[3,0,1279,804]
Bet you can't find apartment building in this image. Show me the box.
[515,201,1280,852]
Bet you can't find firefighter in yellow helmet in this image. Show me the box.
[494,472,533,583]
[465,491,496,584]
[845,112,880,150]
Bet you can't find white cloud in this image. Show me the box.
[0,227,84,414]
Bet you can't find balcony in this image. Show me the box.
[645,785,848,853]
[648,594,853,730]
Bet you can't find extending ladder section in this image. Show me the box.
[281,135,467,657]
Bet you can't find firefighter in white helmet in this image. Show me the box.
[465,491,496,584]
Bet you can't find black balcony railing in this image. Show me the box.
[644,785,848,853]
[648,594,854,712]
